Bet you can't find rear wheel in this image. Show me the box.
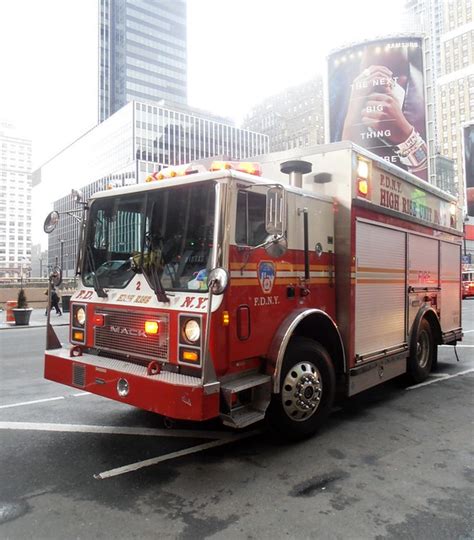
[266,337,335,440]
[407,319,434,384]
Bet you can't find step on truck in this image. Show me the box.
[43,142,463,439]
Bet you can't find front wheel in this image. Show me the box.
[407,319,434,384]
[266,337,336,440]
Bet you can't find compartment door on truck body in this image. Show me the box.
[354,221,406,361]
[407,234,440,331]
[440,241,461,333]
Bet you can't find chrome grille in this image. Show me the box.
[94,308,169,361]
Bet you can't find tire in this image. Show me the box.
[266,337,336,440]
[407,319,434,384]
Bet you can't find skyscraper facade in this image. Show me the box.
[99,0,187,123]
[404,0,444,186]
[243,78,325,153]
[33,101,268,274]
[437,0,474,195]
[404,0,473,197]
[0,121,32,278]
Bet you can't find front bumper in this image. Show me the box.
[44,348,219,421]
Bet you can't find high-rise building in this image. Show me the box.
[33,101,269,274]
[0,121,32,279]
[404,0,444,186]
[99,0,187,123]
[437,0,474,197]
[30,243,48,278]
[243,78,325,153]
[404,0,473,196]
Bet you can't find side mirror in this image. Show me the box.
[208,267,229,295]
[265,235,288,258]
[266,186,286,236]
[44,211,60,234]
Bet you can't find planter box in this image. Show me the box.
[13,308,33,326]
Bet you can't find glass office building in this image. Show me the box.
[33,100,269,273]
[99,0,187,122]
[0,122,32,279]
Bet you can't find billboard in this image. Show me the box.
[328,37,428,181]
[464,123,474,217]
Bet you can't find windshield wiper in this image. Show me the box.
[86,245,108,298]
[143,263,169,304]
[131,238,169,303]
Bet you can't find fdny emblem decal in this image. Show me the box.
[258,261,276,294]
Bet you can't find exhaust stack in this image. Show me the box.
[280,160,312,188]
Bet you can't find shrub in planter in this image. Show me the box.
[13,288,33,326]
[17,288,28,309]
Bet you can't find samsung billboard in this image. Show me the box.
[328,37,428,181]
[464,122,474,217]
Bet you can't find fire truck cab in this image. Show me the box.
[44,142,463,439]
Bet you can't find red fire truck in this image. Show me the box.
[462,264,474,298]
[43,142,463,439]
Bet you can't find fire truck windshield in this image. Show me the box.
[82,181,216,292]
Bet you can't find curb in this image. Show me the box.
[0,323,69,331]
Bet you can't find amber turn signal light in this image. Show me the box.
[182,350,199,362]
[72,330,85,342]
[144,320,159,335]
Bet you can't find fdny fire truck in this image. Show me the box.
[43,142,463,439]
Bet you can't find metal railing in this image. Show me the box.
[0,277,77,290]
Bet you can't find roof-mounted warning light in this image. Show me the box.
[145,164,206,182]
[210,161,262,176]
[144,161,262,182]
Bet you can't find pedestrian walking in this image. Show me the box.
[51,287,62,316]
[45,287,62,316]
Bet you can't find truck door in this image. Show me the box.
[355,221,406,361]
[407,234,440,332]
[440,241,462,333]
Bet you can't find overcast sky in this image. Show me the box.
[0,0,406,171]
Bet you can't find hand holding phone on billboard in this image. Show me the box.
[329,39,428,181]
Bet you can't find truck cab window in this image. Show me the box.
[236,190,267,246]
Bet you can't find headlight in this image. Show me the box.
[183,319,200,343]
[76,307,86,326]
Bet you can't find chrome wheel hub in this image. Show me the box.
[282,362,322,421]
[417,330,429,369]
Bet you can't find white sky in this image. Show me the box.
[0,0,406,246]
[0,0,407,168]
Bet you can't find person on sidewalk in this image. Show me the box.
[51,287,62,316]
[45,287,62,316]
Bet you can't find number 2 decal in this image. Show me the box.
[136,281,141,291]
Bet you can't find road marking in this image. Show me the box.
[94,430,260,480]
[0,421,235,441]
[0,396,65,409]
[0,391,93,409]
[406,368,474,390]
[463,329,474,334]
[440,345,474,348]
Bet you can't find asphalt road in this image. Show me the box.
[0,302,473,539]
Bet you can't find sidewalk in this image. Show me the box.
[0,308,70,330]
